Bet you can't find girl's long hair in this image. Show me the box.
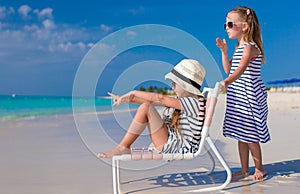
[170,93,201,133]
[230,6,265,63]
[171,109,181,131]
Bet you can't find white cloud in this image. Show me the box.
[0,6,7,19]
[18,5,32,20]
[77,42,86,51]
[98,43,114,50]
[23,24,39,31]
[126,30,137,37]
[58,42,72,52]
[0,6,15,19]
[54,40,92,53]
[0,4,121,95]
[0,4,103,56]
[34,8,53,20]
[42,19,56,30]
[100,24,112,32]
[87,43,94,48]
[128,6,144,15]
[0,3,107,73]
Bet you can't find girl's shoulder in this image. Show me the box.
[180,95,205,104]
[181,95,205,101]
[243,42,261,53]
[180,96,206,109]
[179,96,205,115]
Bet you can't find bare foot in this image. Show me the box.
[253,168,267,181]
[98,146,131,158]
[231,170,250,181]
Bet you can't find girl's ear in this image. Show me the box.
[242,22,248,32]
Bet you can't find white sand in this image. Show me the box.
[0,92,299,194]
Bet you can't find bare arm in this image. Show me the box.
[109,90,182,110]
[130,90,183,110]
[223,44,259,86]
[216,38,231,74]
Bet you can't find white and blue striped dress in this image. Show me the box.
[223,42,270,143]
[161,96,206,154]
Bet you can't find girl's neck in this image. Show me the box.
[238,38,246,47]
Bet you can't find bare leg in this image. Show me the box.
[97,119,145,158]
[249,142,267,180]
[146,103,169,150]
[118,120,147,149]
[98,102,168,158]
[232,141,250,180]
[239,141,250,173]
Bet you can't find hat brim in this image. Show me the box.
[165,72,202,95]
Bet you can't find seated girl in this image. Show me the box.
[98,59,206,158]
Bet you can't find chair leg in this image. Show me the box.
[112,158,122,194]
[206,137,231,187]
[187,137,231,193]
[204,145,215,175]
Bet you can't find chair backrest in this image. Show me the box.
[193,82,220,157]
[203,82,219,127]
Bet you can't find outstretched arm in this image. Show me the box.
[131,90,182,109]
[109,90,182,110]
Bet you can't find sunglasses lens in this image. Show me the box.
[172,82,176,88]
[228,22,234,28]
[224,22,234,30]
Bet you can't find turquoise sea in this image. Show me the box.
[0,95,115,120]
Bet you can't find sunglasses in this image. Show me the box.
[172,82,176,88]
[224,21,236,30]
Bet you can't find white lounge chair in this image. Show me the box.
[111,82,231,193]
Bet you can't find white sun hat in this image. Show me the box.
[165,59,206,95]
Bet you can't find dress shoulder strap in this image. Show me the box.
[244,42,261,54]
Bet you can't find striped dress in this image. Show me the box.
[223,42,270,143]
[161,96,206,154]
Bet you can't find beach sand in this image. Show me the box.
[0,92,299,194]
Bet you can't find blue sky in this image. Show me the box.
[0,0,299,96]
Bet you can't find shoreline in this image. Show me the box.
[1,91,299,120]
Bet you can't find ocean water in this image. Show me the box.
[0,95,116,120]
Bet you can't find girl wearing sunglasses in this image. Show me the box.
[216,6,270,181]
